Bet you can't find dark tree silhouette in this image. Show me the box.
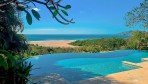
[0,4,28,54]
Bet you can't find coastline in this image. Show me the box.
[28,40,77,42]
[29,40,78,48]
[29,40,115,53]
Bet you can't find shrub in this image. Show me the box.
[0,49,32,84]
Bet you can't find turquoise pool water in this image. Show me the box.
[27,50,148,82]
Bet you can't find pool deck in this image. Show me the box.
[75,60,148,84]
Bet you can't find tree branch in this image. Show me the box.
[46,5,69,25]
[51,0,75,23]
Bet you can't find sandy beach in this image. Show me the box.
[29,40,78,48]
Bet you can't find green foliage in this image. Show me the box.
[16,6,41,25]
[0,31,28,55]
[61,10,68,16]
[0,55,8,70]
[0,4,28,54]
[31,9,41,20]
[0,49,32,84]
[0,1,73,84]
[130,31,148,49]
[70,38,127,51]
[125,0,148,28]
[25,38,128,57]
[65,5,71,9]
[0,3,32,84]
[53,10,58,18]
[26,11,33,25]
[48,6,56,10]
[13,0,73,25]
[25,44,74,57]
[126,39,137,49]
[70,32,148,50]
[132,31,145,43]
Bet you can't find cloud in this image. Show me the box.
[32,8,40,11]
[36,29,57,31]
[26,28,58,32]
[23,28,58,34]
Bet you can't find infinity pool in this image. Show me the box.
[27,50,148,82]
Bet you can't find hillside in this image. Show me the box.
[118,30,147,36]
[117,31,134,36]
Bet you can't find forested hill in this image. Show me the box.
[117,31,147,36]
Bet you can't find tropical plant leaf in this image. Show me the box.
[0,55,8,70]
[31,9,40,20]
[0,49,15,62]
[61,10,68,16]
[65,5,71,9]
[0,55,5,66]
[2,59,8,70]
[48,6,55,10]
[26,12,32,25]
[53,10,58,18]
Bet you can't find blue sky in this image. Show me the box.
[23,0,143,34]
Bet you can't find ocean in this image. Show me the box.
[25,34,129,41]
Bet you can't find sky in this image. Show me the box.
[23,0,144,34]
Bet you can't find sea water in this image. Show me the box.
[25,34,129,41]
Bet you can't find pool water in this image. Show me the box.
[27,50,148,82]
